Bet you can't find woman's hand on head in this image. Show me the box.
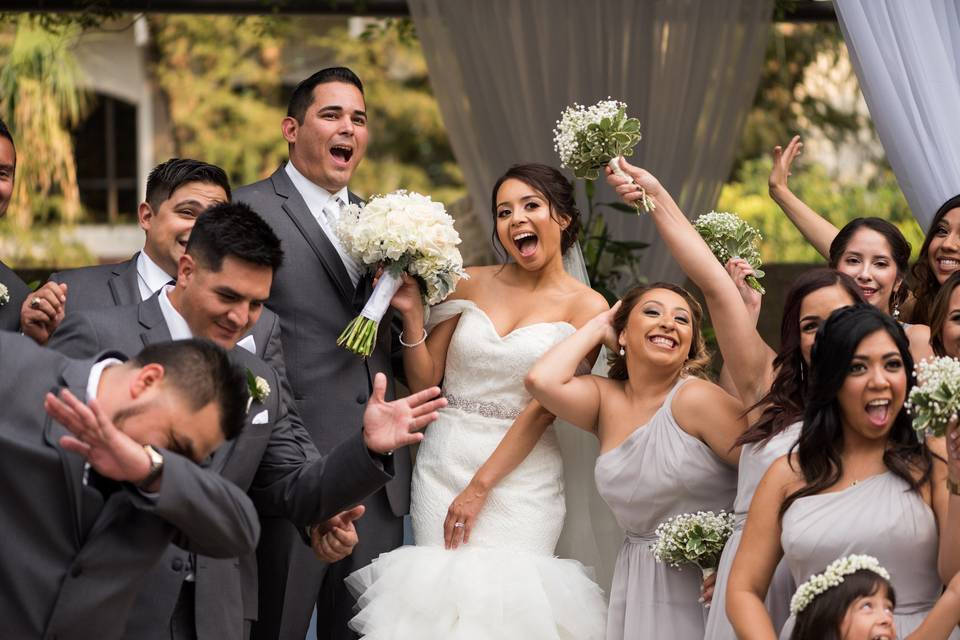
[586,300,621,353]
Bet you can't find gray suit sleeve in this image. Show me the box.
[126,449,261,558]
[47,311,102,359]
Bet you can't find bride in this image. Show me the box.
[345,163,610,638]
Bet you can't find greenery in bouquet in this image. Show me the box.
[906,356,960,438]
[335,190,467,357]
[553,99,654,212]
[651,510,735,579]
[693,211,766,295]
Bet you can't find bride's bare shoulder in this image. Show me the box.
[565,282,609,328]
[448,265,497,300]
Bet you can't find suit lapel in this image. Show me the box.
[270,166,355,305]
[137,295,174,346]
[109,254,142,307]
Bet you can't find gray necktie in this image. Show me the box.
[322,197,362,286]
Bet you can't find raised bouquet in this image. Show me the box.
[906,356,960,437]
[651,510,735,580]
[553,98,654,213]
[693,211,766,295]
[335,190,467,357]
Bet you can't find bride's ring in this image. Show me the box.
[453,522,465,529]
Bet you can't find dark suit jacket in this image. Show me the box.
[47,294,394,638]
[235,166,410,516]
[51,253,142,312]
[0,333,260,640]
[0,258,31,331]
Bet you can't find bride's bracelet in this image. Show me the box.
[399,327,428,348]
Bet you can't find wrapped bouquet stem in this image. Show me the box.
[906,356,960,437]
[553,99,654,213]
[651,510,734,581]
[335,190,467,358]
[693,211,766,295]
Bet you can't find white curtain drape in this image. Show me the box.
[408,0,773,283]
[835,0,960,229]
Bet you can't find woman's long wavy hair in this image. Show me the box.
[828,217,911,316]
[909,194,960,324]
[929,271,960,357]
[790,570,895,640]
[778,304,932,521]
[738,269,864,446]
[606,282,711,381]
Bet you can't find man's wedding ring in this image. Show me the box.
[29,297,41,309]
[453,522,465,529]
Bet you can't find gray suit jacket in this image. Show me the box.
[51,253,142,312]
[0,332,260,640]
[235,165,410,515]
[48,294,394,638]
[0,258,31,331]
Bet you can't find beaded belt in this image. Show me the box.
[444,393,522,420]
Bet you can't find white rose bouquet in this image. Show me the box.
[335,190,467,357]
[651,510,735,580]
[693,211,766,295]
[553,98,654,213]
[906,356,960,437]
[0,282,8,306]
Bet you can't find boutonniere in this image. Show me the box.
[246,369,271,413]
[0,282,8,307]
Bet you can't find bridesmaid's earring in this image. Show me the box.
[619,346,625,356]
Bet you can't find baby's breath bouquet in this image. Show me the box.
[651,510,734,580]
[693,211,766,295]
[0,282,8,306]
[553,99,654,213]
[335,190,467,357]
[906,356,960,437]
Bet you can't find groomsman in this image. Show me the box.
[48,201,445,640]
[0,118,32,331]
[235,66,407,640]
[20,158,230,343]
[0,332,260,640]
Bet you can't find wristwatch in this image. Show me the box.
[139,445,165,489]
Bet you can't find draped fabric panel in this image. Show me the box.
[409,0,773,282]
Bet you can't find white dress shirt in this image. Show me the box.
[284,161,362,286]
[83,356,123,487]
[137,251,175,301]
[157,285,193,340]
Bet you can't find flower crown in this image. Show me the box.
[790,554,891,615]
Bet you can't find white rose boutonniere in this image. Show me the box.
[0,282,9,307]
[245,369,271,413]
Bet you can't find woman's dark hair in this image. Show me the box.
[929,270,960,357]
[606,282,711,381]
[910,194,960,324]
[790,569,895,640]
[739,269,865,445]
[829,217,911,315]
[779,304,932,520]
[490,164,582,258]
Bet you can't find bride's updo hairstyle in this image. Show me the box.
[490,164,582,259]
[607,282,710,381]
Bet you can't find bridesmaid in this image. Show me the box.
[770,134,958,327]
[525,281,743,640]
[607,159,865,638]
[929,272,960,358]
[727,304,960,639]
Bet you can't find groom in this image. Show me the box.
[235,67,407,640]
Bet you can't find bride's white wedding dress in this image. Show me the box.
[346,299,607,639]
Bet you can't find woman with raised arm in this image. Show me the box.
[345,163,609,639]
[727,304,960,640]
[606,158,866,639]
[525,279,743,640]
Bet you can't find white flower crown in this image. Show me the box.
[790,554,891,616]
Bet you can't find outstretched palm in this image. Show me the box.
[362,373,446,454]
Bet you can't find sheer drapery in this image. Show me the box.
[835,0,960,230]
[409,0,772,590]
[409,0,772,283]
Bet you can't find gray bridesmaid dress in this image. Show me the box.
[704,422,801,640]
[595,378,738,640]
[779,471,958,639]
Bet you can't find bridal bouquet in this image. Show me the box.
[693,211,766,295]
[0,282,8,306]
[335,190,467,357]
[553,99,654,212]
[651,510,735,580]
[906,356,960,437]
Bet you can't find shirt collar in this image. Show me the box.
[86,357,124,402]
[157,284,194,341]
[284,160,349,214]
[137,250,176,301]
